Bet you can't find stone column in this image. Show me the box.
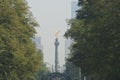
[54,38,59,72]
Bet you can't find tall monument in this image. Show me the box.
[45,32,70,80]
[54,32,59,72]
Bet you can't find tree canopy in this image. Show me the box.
[65,0,120,80]
[0,0,42,80]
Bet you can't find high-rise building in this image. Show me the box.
[65,0,79,58]
[71,0,79,19]
[65,38,72,59]
[32,36,43,52]
[65,1,81,80]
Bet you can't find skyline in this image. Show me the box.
[27,0,73,67]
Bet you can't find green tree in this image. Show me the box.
[65,0,120,80]
[0,0,42,80]
[35,63,50,80]
[34,50,50,80]
[64,61,80,80]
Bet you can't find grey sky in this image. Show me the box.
[27,0,71,67]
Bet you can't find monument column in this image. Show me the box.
[54,32,59,72]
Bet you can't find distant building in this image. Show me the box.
[32,36,43,52]
[65,1,82,80]
[71,0,79,19]
[65,38,73,59]
[65,0,79,59]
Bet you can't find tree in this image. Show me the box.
[64,61,80,80]
[65,0,120,80]
[35,50,50,80]
[0,0,42,80]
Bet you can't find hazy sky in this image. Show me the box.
[27,0,71,68]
